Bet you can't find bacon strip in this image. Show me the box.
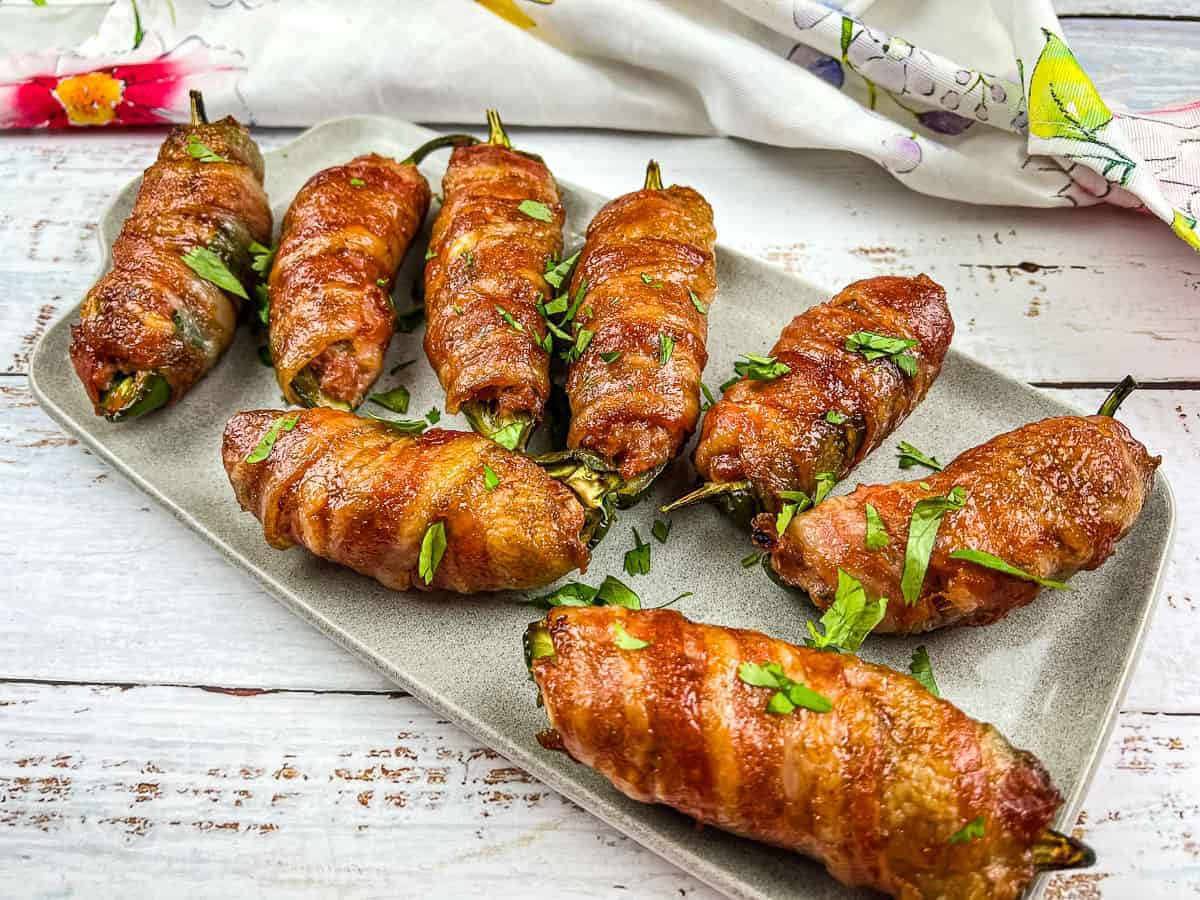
[694,274,952,511]
[222,408,588,593]
[70,104,271,417]
[565,168,716,482]
[530,606,1066,899]
[760,415,1159,632]
[270,154,431,408]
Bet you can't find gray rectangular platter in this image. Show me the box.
[30,116,1175,900]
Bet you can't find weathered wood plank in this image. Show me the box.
[0,380,1193,714]
[1062,19,1200,111]
[1057,2,1197,18]
[2,129,1198,384]
[1,681,1196,897]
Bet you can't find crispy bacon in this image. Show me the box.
[530,606,1070,899]
[270,153,431,409]
[222,408,588,593]
[694,274,952,511]
[759,415,1159,632]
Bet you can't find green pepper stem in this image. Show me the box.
[661,479,752,513]
[644,159,663,191]
[524,619,556,672]
[534,448,621,546]
[486,109,512,148]
[189,90,207,126]
[100,371,170,421]
[400,133,479,166]
[1096,375,1137,417]
[462,401,536,453]
[1033,828,1096,872]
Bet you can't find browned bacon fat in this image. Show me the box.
[70,91,271,420]
[564,161,716,487]
[223,408,589,593]
[424,111,562,450]
[759,409,1159,633]
[527,606,1091,899]
[270,153,434,409]
[676,275,951,517]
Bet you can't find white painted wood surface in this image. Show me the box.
[2,10,1199,899]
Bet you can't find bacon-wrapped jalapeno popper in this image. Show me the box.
[526,606,1093,899]
[551,161,716,502]
[756,381,1159,633]
[270,135,474,409]
[666,274,952,521]
[424,111,562,450]
[223,408,589,593]
[70,91,271,420]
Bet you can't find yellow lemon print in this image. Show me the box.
[53,71,124,126]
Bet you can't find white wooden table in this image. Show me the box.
[3,8,1199,899]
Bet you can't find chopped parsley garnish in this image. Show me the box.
[369,385,410,414]
[949,816,985,844]
[542,295,568,317]
[864,503,890,550]
[424,248,437,261]
[244,413,299,463]
[186,136,228,163]
[483,463,501,492]
[845,331,918,376]
[349,177,365,187]
[948,548,1067,589]
[651,519,670,544]
[901,486,968,606]
[491,421,525,451]
[564,278,588,321]
[564,328,594,363]
[719,374,741,392]
[425,407,441,425]
[813,471,837,505]
[376,277,389,289]
[806,569,886,652]
[497,306,525,333]
[741,552,762,568]
[737,661,832,715]
[657,333,675,366]
[600,350,622,364]
[248,240,275,276]
[613,621,651,651]
[462,249,474,269]
[897,441,944,472]
[825,410,848,425]
[543,250,580,290]
[181,247,248,299]
[734,353,790,381]
[254,283,270,326]
[640,272,663,288]
[775,489,813,535]
[539,333,553,353]
[909,645,939,696]
[624,527,651,577]
[365,413,428,434]
[518,199,554,222]
[700,381,716,412]
[689,290,707,314]
[418,521,447,584]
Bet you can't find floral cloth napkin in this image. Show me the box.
[2,0,1196,250]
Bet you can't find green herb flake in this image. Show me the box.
[528,582,600,607]
[948,548,1068,589]
[864,503,890,550]
[741,552,762,568]
[613,621,651,651]
[776,502,800,535]
[897,441,944,472]
[700,381,716,412]
[733,353,791,382]
[518,199,554,222]
[845,331,919,376]
[425,407,441,425]
[719,375,741,392]
[813,471,837,505]
[418,521,447,585]
[376,278,389,289]
[539,333,553,354]
[542,295,568,317]
[248,240,275,276]
[651,519,671,544]
[564,278,588,322]
[254,283,270,326]
[181,247,248,299]
[389,359,415,376]
[919,481,931,491]
[949,816,985,845]
[365,413,428,434]
[689,290,707,314]
[900,486,968,606]
[244,413,299,464]
[543,250,580,290]
[369,385,410,414]
[806,569,887,652]
[462,249,474,269]
[567,328,594,362]
[657,333,675,367]
[909,645,939,697]
[600,350,622,364]
[596,575,641,609]
[737,661,832,716]
[640,272,663,288]
[624,527,651,577]
[497,306,525,333]
[349,177,365,187]
[483,463,501,492]
[825,410,848,425]
[186,135,228,164]
[491,421,525,451]
[424,248,437,261]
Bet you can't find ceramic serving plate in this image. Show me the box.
[30,116,1174,900]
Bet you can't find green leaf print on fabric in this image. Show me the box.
[1174,211,1200,252]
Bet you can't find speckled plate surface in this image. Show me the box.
[30,117,1174,900]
